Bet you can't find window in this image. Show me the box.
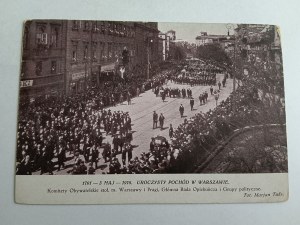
[92,22,99,32]
[124,26,127,37]
[84,21,90,31]
[99,42,103,59]
[50,27,59,47]
[72,50,77,61]
[83,44,88,59]
[100,42,106,60]
[92,42,97,60]
[107,22,112,35]
[51,61,57,74]
[120,24,123,36]
[35,61,42,76]
[108,43,112,59]
[101,22,106,34]
[72,20,79,30]
[112,43,115,58]
[116,24,120,36]
[103,43,108,60]
[72,43,78,62]
[36,26,47,45]
[114,23,117,35]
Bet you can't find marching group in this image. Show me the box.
[171,60,227,86]
[16,59,233,175]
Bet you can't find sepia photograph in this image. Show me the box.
[16,20,287,175]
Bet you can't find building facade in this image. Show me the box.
[20,20,160,97]
[195,32,233,47]
[234,24,282,64]
[158,30,176,61]
[20,20,67,98]
[65,20,138,94]
[166,30,176,41]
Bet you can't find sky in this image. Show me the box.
[158,22,237,43]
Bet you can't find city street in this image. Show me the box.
[44,74,233,174]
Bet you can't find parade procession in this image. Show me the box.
[16,21,287,175]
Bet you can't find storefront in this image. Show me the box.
[69,71,89,94]
[20,79,63,100]
[99,62,116,82]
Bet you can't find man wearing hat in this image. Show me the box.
[179,104,184,118]
[153,111,158,129]
[210,86,214,95]
[150,138,155,152]
[190,97,194,111]
[159,113,165,130]
[102,142,111,163]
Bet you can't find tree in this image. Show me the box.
[172,46,186,61]
[196,44,232,65]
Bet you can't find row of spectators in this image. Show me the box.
[243,53,285,98]
[16,67,176,175]
[115,83,284,174]
[103,56,285,174]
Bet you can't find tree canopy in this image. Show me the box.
[172,45,186,61]
[196,44,232,65]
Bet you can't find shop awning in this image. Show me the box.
[101,63,116,72]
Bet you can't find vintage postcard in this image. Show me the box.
[15,20,288,204]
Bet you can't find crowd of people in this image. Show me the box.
[154,86,194,99]
[16,58,232,175]
[171,60,227,86]
[16,53,284,175]
[105,71,284,174]
[122,84,282,174]
[102,55,285,174]
[243,53,285,98]
[16,66,177,175]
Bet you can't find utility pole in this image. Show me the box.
[84,58,87,101]
[146,36,153,80]
[227,23,236,111]
[147,45,150,80]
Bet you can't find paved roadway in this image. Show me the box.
[104,74,233,158]
[37,74,233,174]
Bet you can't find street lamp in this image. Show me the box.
[146,37,153,80]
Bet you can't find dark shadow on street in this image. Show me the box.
[160,127,169,131]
